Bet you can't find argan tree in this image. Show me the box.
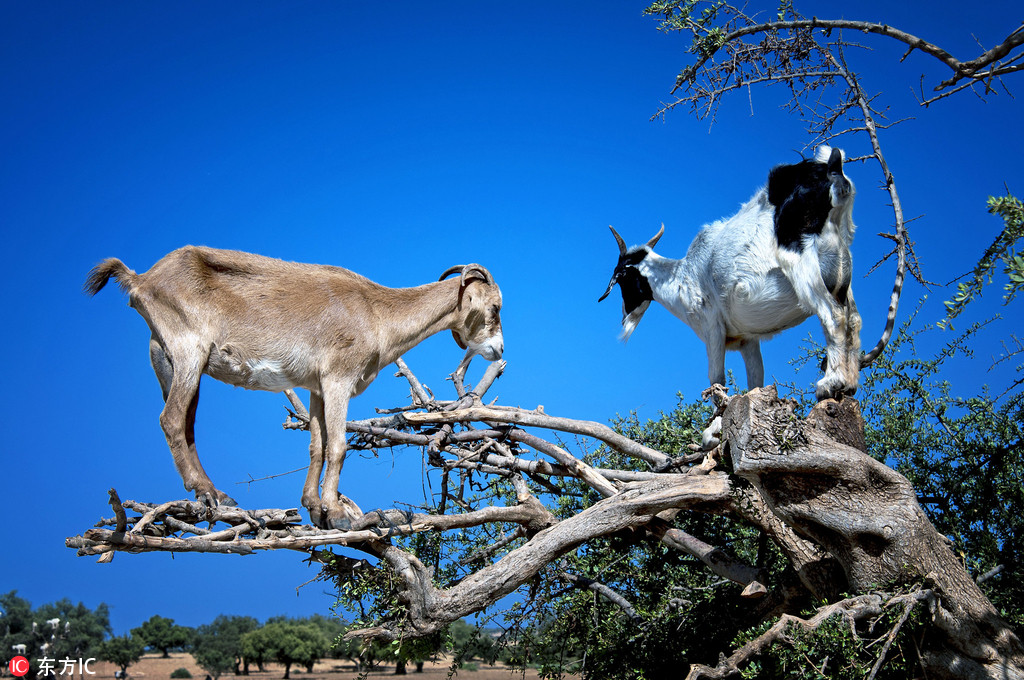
[240,622,328,680]
[192,616,259,679]
[96,634,146,677]
[131,615,191,659]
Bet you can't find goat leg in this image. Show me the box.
[303,392,328,527]
[158,346,236,508]
[318,379,363,530]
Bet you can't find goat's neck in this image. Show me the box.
[373,278,463,367]
[639,251,697,319]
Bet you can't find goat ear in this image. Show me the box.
[768,163,803,207]
[826,147,843,175]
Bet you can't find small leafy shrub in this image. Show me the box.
[170,669,192,679]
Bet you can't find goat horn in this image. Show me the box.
[438,265,465,282]
[609,225,627,256]
[646,223,665,250]
[438,264,492,286]
[460,264,493,285]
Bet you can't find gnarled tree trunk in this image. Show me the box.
[719,387,1024,680]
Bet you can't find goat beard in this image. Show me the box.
[620,301,651,342]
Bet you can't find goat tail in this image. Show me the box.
[83,258,137,296]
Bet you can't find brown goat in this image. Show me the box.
[85,246,504,529]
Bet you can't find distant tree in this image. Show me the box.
[34,599,112,660]
[241,622,327,679]
[291,614,346,658]
[239,625,276,674]
[131,615,191,658]
[1,592,35,658]
[1,592,112,664]
[96,634,146,675]
[447,620,495,664]
[191,615,258,677]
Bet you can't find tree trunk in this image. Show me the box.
[723,387,1024,680]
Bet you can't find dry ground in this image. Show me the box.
[89,653,543,680]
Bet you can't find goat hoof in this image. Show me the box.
[815,375,849,402]
[323,511,360,531]
[196,489,237,509]
[329,517,352,531]
[217,491,238,507]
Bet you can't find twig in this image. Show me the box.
[559,572,641,621]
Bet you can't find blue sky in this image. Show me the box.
[1,2,1021,635]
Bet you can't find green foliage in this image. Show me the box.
[0,591,36,661]
[170,668,192,678]
[860,306,1024,630]
[941,192,1024,329]
[192,615,258,679]
[0,592,112,662]
[643,0,729,83]
[131,614,192,658]
[240,622,328,679]
[732,599,924,679]
[96,634,146,673]
[447,620,496,662]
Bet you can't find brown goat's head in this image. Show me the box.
[439,264,504,365]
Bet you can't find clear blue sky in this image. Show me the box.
[1,1,1020,635]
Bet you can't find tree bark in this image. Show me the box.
[723,386,1024,680]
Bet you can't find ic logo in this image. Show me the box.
[9,656,30,677]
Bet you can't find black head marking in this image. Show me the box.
[599,246,650,302]
[768,154,839,252]
[615,263,654,317]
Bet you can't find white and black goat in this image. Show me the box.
[85,247,504,530]
[600,146,861,401]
